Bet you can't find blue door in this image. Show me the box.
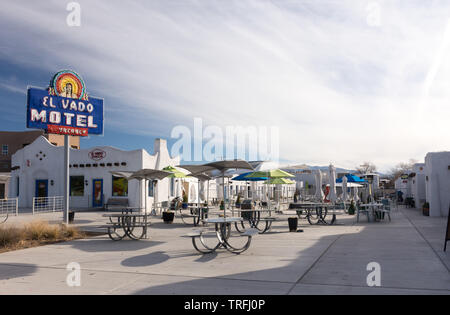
[35,180,48,198]
[92,179,103,207]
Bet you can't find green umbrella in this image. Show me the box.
[265,178,295,204]
[245,169,294,208]
[245,169,295,179]
[265,178,295,185]
[162,166,188,205]
[163,166,187,178]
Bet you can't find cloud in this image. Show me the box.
[0,0,450,172]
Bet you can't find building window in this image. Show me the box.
[148,181,154,197]
[70,176,84,196]
[112,175,128,197]
[2,145,8,155]
[16,177,20,197]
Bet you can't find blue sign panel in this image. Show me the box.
[27,87,104,135]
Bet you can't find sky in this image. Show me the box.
[1,0,450,173]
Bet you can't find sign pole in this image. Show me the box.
[444,206,450,252]
[63,135,70,225]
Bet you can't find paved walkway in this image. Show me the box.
[0,206,449,295]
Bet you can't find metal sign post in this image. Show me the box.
[445,206,450,252]
[26,70,104,225]
[63,135,70,225]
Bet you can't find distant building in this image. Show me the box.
[411,163,426,206]
[394,172,411,198]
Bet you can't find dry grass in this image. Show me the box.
[0,221,85,253]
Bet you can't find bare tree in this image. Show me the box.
[388,159,418,181]
[356,161,377,174]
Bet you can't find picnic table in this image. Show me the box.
[289,202,336,225]
[103,209,150,241]
[359,203,385,222]
[187,217,258,254]
[0,212,7,224]
[177,206,209,226]
[235,209,277,234]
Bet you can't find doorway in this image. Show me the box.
[92,179,103,207]
[0,183,5,199]
[35,180,48,198]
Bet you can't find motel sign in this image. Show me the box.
[27,70,103,136]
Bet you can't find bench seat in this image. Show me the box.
[105,198,129,210]
[241,228,259,236]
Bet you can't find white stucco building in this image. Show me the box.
[411,163,426,206]
[395,172,412,198]
[424,152,450,217]
[9,136,191,211]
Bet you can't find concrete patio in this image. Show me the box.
[0,206,449,295]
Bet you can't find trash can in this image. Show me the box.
[288,217,298,232]
[68,211,75,223]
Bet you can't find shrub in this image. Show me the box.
[24,221,56,240]
[0,226,23,247]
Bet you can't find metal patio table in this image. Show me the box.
[235,209,275,234]
[189,217,257,254]
[103,210,150,241]
[360,203,384,222]
[178,206,209,226]
[290,202,336,225]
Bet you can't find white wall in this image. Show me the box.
[412,163,426,206]
[10,136,182,211]
[425,152,450,217]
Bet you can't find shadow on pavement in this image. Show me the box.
[0,263,38,281]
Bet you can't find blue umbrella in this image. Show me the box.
[232,172,268,182]
[336,174,367,183]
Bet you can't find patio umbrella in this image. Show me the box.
[245,169,294,179]
[265,178,295,203]
[189,173,212,204]
[130,169,172,213]
[176,179,182,198]
[245,169,294,208]
[336,174,367,183]
[163,166,187,203]
[265,178,295,185]
[314,169,324,201]
[180,160,253,218]
[232,172,268,202]
[328,164,337,203]
[352,185,359,201]
[327,183,363,188]
[342,175,348,201]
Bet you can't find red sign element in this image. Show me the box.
[89,149,106,161]
[47,124,88,137]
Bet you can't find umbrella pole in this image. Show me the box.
[207,180,210,206]
[223,172,226,218]
[153,179,156,216]
[228,177,234,217]
[145,179,148,214]
[198,179,200,214]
